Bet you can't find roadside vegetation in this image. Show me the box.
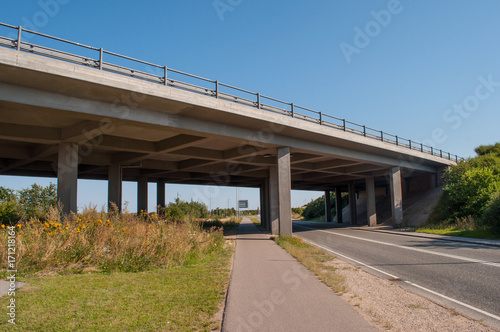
[0,184,236,330]
[274,236,346,294]
[419,142,500,238]
[300,193,348,222]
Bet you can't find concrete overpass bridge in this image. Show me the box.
[0,23,458,236]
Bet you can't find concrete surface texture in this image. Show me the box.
[222,218,377,331]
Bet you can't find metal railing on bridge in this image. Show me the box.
[0,22,463,163]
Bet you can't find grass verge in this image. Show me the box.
[248,217,260,227]
[0,247,233,331]
[415,227,500,240]
[273,236,346,294]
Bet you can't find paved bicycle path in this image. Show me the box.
[222,217,377,332]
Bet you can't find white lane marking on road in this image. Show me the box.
[299,236,500,323]
[295,225,500,268]
[404,281,500,322]
[299,238,399,279]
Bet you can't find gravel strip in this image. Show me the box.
[324,258,497,331]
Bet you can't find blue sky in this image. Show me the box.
[1,0,499,212]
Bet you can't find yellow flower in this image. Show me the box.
[65,226,69,230]
[45,222,50,228]
[81,225,86,229]
[1,225,5,228]
[16,224,21,229]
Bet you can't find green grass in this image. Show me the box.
[274,236,346,294]
[415,227,500,240]
[0,248,233,331]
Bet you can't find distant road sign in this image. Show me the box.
[238,200,248,209]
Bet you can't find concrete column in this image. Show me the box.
[137,175,148,214]
[259,183,267,230]
[390,167,403,225]
[108,164,122,212]
[348,182,357,225]
[366,177,377,227]
[57,143,78,215]
[325,190,332,222]
[157,180,165,211]
[269,166,280,234]
[277,147,292,236]
[335,187,343,223]
[263,177,271,231]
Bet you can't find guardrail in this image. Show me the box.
[0,22,463,163]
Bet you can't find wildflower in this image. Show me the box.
[45,222,49,228]
[65,226,69,230]
[16,224,21,229]
[1,225,5,228]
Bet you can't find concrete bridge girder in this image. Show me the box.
[0,47,455,234]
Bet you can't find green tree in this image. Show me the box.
[18,183,57,220]
[0,186,21,224]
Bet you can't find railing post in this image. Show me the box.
[421,144,423,152]
[291,103,294,118]
[215,80,219,99]
[409,140,412,149]
[448,152,451,160]
[456,155,458,162]
[440,150,443,158]
[431,147,434,155]
[164,66,168,86]
[363,125,366,137]
[343,119,346,131]
[99,48,103,70]
[380,131,384,142]
[17,26,22,51]
[257,93,261,109]
[319,112,322,124]
[396,136,398,146]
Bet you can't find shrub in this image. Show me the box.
[0,186,21,224]
[481,192,500,235]
[443,166,500,219]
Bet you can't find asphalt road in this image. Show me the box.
[293,222,500,329]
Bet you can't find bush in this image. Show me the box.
[303,192,348,220]
[443,166,499,219]
[481,192,500,235]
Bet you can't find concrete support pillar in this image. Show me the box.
[157,180,165,212]
[108,164,122,212]
[57,143,78,215]
[324,190,332,222]
[269,166,280,234]
[366,177,377,227]
[137,175,148,214]
[390,167,403,225]
[259,183,269,230]
[436,167,446,187]
[335,187,343,223]
[348,182,357,225]
[263,177,270,231]
[277,147,292,236]
[269,148,292,236]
